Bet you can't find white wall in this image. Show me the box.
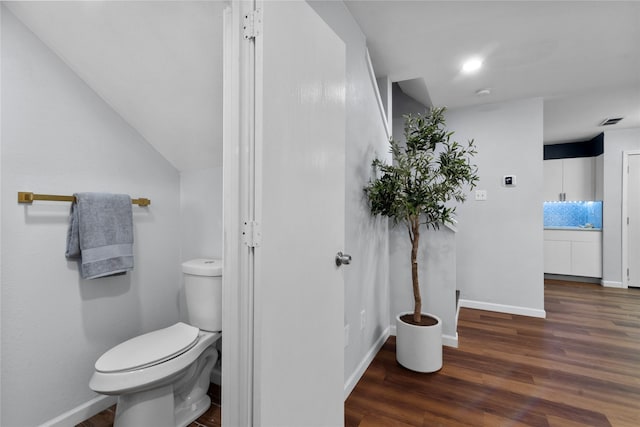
[1,8,182,425]
[446,98,545,317]
[0,6,4,422]
[392,83,427,121]
[308,1,390,396]
[602,128,640,286]
[595,153,604,201]
[376,76,392,129]
[180,167,223,262]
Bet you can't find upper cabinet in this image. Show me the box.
[544,157,595,201]
[544,159,564,200]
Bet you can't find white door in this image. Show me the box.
[253,1,346,425]
[627,154,640,287]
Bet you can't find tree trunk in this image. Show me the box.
[411,220,422,323]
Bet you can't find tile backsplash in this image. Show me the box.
[543,201,602,229]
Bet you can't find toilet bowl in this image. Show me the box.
[89,259,223,427]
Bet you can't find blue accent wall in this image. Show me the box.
[543,201,603,229]
[544,133,604,160]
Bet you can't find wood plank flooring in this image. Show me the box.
[78,280,639,427]
[345,280,640,427]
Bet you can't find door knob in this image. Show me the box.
[335,251,352,266]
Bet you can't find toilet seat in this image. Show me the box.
[95,323,199,373]
[90,328,220,395]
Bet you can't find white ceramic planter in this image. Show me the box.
[395,312,443,373]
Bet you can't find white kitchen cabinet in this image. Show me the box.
[544,157,595,201]
[544,239,572,275]
[544,159,564,201]
[544,229,602,277]
[572,240,602,278]
[564,158,595,200]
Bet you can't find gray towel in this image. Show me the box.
[66,193,134,279]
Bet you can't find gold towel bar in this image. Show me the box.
[17,192,151,207]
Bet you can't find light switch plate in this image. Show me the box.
[475,189,487,201]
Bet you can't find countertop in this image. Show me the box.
[544,226,602,231]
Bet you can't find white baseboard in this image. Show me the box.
[39,395,116,427]
[601,280,625,288]
[344,326,390,400]
[459,299,546,319]
[443,333,458,348]
[389,326,458,348]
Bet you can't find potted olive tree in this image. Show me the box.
[365,107,478,372]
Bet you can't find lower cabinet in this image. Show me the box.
[544,230,602,278]
[544,239,571,275]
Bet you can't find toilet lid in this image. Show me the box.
[95,322,199,373]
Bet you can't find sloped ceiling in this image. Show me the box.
[345,1,640,144]
[5,1,224,171]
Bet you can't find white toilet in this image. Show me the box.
[89,259,223,427]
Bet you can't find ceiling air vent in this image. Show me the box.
[600,117,623,126]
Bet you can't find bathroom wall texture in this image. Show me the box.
[1,8,182,426]
[180,167,223,262]
[308,1,391,396]
[446,98,546,316]
[602,127,640,286]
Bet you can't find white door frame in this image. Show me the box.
[621,149,640,288]
[222,1,256,426]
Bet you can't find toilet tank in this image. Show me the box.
[182,259,222,332]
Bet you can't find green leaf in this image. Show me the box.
[363,106,480,313]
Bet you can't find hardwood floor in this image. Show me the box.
[345,280,640,427]
[79,280,639,427]
[76,383,220,427]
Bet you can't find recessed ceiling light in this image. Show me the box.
[462,58,483,73]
